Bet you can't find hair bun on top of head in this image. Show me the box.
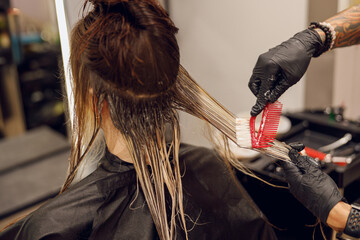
[78,0,178,96]
[87,0,158,15]
[88,0,137,6]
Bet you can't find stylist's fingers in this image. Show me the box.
[248,75,261,96]
[288,149,303,165]
[279,160,298,173]
[250,59,281,116]
[267,74,292,103]
[249,73,264,116]
[278,160,302,183]
[288,142,305,152]
[288,148,320,173]
[250,74,277,116]
[250,96,267,116]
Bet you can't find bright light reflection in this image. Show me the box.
[54,0,74,126]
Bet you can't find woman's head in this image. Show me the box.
[70,0,179,124]
[73,0,179,96]
[65,1,185,239]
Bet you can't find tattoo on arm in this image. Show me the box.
[326,5,360,48]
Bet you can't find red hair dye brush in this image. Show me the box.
[302,146,353,167]
[250,101,283,148]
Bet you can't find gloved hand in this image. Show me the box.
[280,142,343,224]
[249,29,324,116]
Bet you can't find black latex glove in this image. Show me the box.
[280,142,343,224]
[249,29,324,116]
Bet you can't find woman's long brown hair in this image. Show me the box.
[65,1,186,239]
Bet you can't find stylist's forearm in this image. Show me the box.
[325,4,360,48]
[326,201,351,232]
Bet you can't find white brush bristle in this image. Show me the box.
[235,118,252,149]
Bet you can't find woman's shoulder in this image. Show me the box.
[178,143,238,206]
[179,143,230,176]
[178,143,278,240]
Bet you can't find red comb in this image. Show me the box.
[250,101,282,148]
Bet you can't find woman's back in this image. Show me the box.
[0,144,277,240]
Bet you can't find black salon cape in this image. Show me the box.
[0,144,277,240]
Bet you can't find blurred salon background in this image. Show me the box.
[1,0,360,239]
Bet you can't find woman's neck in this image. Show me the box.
[101,104,133,164]
[105,132,133,163]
